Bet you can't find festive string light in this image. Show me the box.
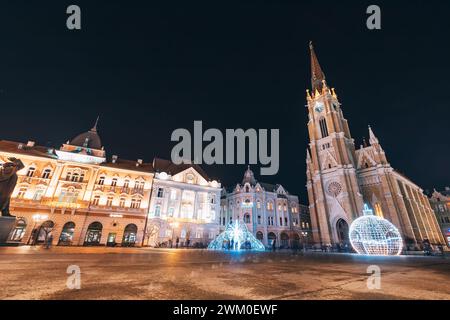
[349,204,403,256]
[208,220,265,251]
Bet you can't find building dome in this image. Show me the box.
[349,204,403,256]
[69,118,102,150]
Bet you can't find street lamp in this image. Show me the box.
[170,221,179,248]
[301,231,308,252]
[27,214,47,245]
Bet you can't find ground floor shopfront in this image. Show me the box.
[7,206,147,247]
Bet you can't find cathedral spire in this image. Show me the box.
[368,125,379,145]
[309,41,326,92]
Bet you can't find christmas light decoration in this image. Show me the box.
[208,220,265,251]
[349,204,403,256]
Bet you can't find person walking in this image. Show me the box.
[175,237,179,249]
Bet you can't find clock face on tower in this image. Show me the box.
[314,101,324,113]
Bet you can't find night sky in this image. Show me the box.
[0,1,449,201]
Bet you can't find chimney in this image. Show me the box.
[27,141,35,147]
[112,155,118,163]
[136,159,143,167]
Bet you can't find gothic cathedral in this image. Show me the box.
[305,43,445,248]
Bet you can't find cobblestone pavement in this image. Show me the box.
[0,246,449,300]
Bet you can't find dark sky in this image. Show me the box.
[0,1,449,201]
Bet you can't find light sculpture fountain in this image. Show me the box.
[208,220,265,251]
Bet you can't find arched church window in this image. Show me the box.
[374,203,383,218]
[319,117,329,138]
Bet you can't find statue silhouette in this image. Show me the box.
[0,157,24,217]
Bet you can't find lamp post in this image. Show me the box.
[301,231,308,252]
[27,214,46,245]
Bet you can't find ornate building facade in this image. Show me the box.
[146,158,222,247]
[220,167,312,248]
[1,122,154,247]
[429,187,450,247]
[305,43,445,249]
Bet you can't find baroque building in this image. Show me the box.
[146,158,222,247]
[428,187,450,247]
[220,166,312,248]
[305,43,445,249]
[1,121,154,247]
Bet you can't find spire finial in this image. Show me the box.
[91,115,99,132]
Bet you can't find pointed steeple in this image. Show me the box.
[91,116,100,132]
[242,165,257,186]
[309,41,326,92]
[368,125,379,145]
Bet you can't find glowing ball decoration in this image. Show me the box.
[349,204,403,256]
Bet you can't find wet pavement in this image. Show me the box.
[0,246,449,300]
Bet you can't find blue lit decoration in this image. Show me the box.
[208,220,265,251]
[349,204,403,256]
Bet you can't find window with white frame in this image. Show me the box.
[92,195,100,206]
[33,188,45,201]
[157,188,164,198]
[42,169,51,179]
[154,205,161,216]
[106,196,113,207]
[26,167,35,177]
[17,187,28,199]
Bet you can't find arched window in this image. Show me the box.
[123,179,130,189]
[71,172,79,182]
[257,215,261,224]
[106,196,113,207]
[92,195,100,206]
[9,219,27,242]
[319,117,328,138]
[84,222,103,245]
[154,205,161,216]
[119,197,126,208]
[42,168,51,179]
[59,222,75,245]
[374,203,383,218]
[244,213,251,224]
[131,198,141,209]
[122,224,138,246]
[17,187,27,199]
[26,167,35,177]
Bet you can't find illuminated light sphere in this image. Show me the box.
[208,220,265,251]
[349,204,403,256]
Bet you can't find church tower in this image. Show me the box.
[305,42,364,246]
